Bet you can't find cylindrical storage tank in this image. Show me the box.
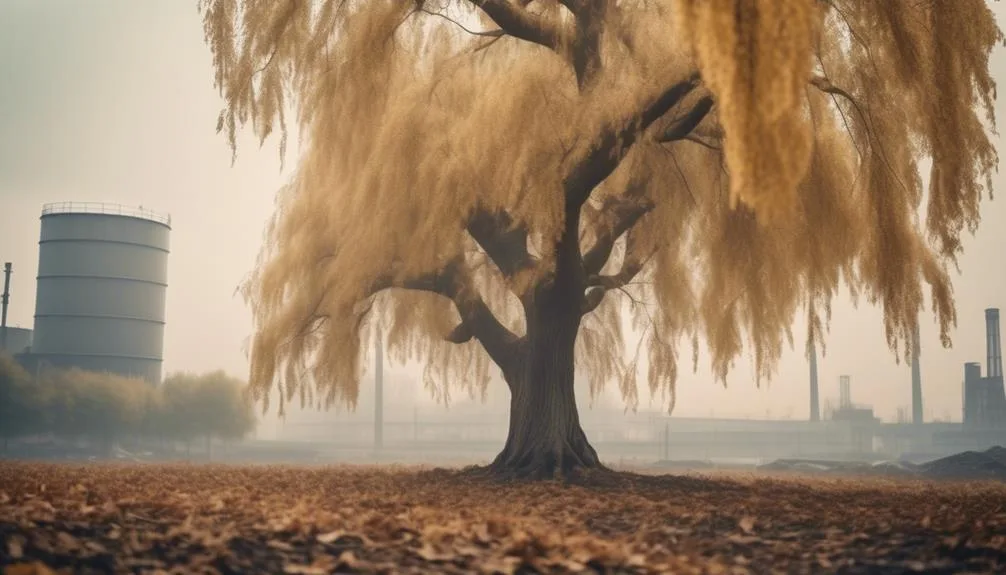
[32,202,170,384]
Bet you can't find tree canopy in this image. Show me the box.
[0,355,256,449]
[0,354,46,441]
[158,371,257,443]
[202,0,1002,419]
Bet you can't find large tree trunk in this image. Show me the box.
[490,321,602,478]
[488,206,603,479]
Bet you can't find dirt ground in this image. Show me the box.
[1,463,1004,574]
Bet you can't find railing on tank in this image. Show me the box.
[41,202,171,227]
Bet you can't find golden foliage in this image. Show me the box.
[673,0,821,220]
[2,463,1006,572]
[201,0,1001,413]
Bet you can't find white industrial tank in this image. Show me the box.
[31,202,170,384]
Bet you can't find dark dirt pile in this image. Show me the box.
[758,447,1006,482]
[1,463,1005,574]
[920,447,1006,481]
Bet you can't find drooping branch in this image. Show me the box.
[466,207,538,279]
[557,0,588,13]
[564,73,702,207]
[448,293,525,370]
[809,75,862,111]
[582,196,654,277]
[582,230,656,315]
[657,95,715,143]
[370,259,463,298]
[810,73,915,200]
[565,1,608,88]
[370,257,523,369]
[418,7,505,38]
[588,245,652,290]
[469,0,570,53]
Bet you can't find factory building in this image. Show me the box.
[962,308,1006,428]
[1,262,33,356]
[25,202,171,384]
[1,327,33,356]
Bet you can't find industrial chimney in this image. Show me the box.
[986,308,1002,380]
[808,339,820,422]
[839,375,852,409]
[911,323,923,424]
[1,262,10,350]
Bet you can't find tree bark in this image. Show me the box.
[490,323,602,478]
[488,205,603,479]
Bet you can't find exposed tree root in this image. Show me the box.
[475,432,609,483]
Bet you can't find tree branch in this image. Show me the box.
[564,73,702,207]
[657,95,715,143]
[809,75,857,106]
[557,0,588,13]
[582,231,656,315]
[683,134,722,151]
[469,0,569,52]
[581,196,654,277]
[370,259,464,299]
[466,207,537,279]
[369,257,522,368]
[419,8,505,38]
[565,1,607,88]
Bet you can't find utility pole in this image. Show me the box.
[809,338,820,422]
[374,330,384,451]
[1,262,11,351]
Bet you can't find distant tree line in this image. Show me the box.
[0,354,255,455]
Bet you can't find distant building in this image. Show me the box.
[28,202,171,384]
[0,326,32,356]
[962,309,1006,429]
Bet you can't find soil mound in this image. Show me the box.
[921,446,1006,481]
[757,447,1006,481]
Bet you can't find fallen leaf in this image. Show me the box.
[55,532,79,550]
[316,530,343,544]
[738,516,756,534]
[6,535,25,559]
[3,562,56,575]
[0,461,1002,574]
[267,540,295,552]
[283,564,327,575]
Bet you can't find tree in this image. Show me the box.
[158,371,256,458]
[44,368,149,454]
[156,373,201,450]
[201,1,1002,478]
[0,353,45,449]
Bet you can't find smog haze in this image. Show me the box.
[1,0,1005,437]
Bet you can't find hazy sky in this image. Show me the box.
[1,1,1005,428]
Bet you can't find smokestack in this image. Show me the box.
[964,362,983,427]
[809,339,820,422]
[374,330,384,450]
[1,262,11,350]
[839,375,851,409]
[911,323,923,424]
[986,308,1002,379]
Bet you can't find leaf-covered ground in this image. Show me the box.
[1,463,1004,574]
